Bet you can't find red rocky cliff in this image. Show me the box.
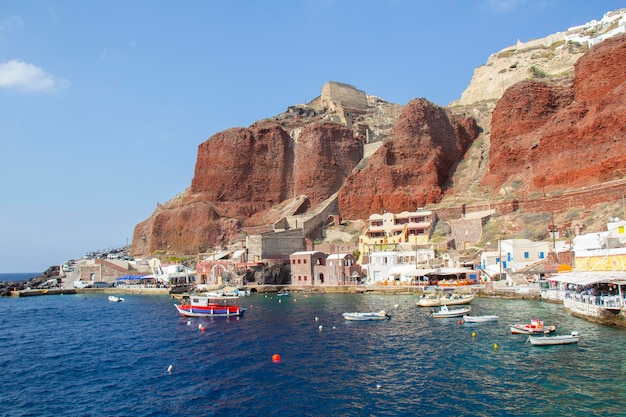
[132,121,363,255]
[483,34,626,193]
[338,99,479,219]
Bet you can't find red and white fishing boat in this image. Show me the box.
[510,319,556,334]
[174,294,246,317]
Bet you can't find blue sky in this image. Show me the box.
[0,0,622,273]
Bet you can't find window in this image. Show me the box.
[539,252,545,259]
[524,252,529,259]
[303,259,307,264]
[297,259,301,264]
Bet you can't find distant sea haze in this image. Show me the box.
[0,272,40,282]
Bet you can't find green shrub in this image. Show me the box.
[530,65,547,78]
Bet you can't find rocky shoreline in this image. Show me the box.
[0,266,63,297]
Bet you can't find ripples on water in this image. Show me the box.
[1,293,625,416]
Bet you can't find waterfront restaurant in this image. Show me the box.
[543,271,626,322]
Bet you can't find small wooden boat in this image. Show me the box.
[430,305,471,318]
[342,310,391,321]
[528,331,580,346]
[417,292,474,307]
[108,295,125,302]
[463,315,499,323]
[510,319,557,334]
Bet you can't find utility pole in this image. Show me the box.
[551,212,559,263]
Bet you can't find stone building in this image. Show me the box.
[289,251,327,285]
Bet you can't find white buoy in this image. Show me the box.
[394,304,399,308]
[332,326,336,330]
[279,299,282,303]
[187,320,191,326]
[167,365,173,373]
[315,317,319,321]
[318,325,323,330]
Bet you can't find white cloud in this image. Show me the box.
[0,60,68,92]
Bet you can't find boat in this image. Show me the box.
[342,310,391,321]
[108,295,125,302]
[174,294,246,317]
[510,319,557,334]
[463,315,499,323]
[223,288,250,297]
[430,305,472,318]
[417,292,475,307]
[276,291,290,297]
[528,331,580,346]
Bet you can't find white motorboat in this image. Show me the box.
[430,305,471,318]
[463,315,499,323]
[108,295,125,302]
[417,292,475,307]
[528,331,580,346]
[342,310,391,321]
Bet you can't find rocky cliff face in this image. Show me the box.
[337,99,478,219]
[483,34,626,194]
[132,117,365,255]
[131,15,626,257]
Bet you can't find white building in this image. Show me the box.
[363,249,436,284]
[479,239,550,280]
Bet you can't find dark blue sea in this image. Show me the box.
[0,272,41,282]
[1,288,626,416]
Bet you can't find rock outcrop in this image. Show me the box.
[337,99,479,219]
[131,11,626,257]
[132,119,365,255]
[483,34,626,194]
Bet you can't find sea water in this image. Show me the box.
[0,272,41,282]
[0,292,625,416]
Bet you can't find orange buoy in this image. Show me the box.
[272,353,281,363]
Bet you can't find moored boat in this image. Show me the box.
[511,319,557,334]
[528,331,580,346]
[108,295,124,302]
[342,310,391,321]
[174,294,246,317]
[417,292,474,307]
[430,305,471,318]
[463,314,499,323]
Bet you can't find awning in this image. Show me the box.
[550,271,626,286]
[403,268,439,277]
[388,265,415,277]
[116,274,145,281]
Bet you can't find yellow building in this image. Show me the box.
[359,210,435,258]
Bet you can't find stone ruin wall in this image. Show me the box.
[436,179,626,222]
[320,81,368,113]
[320,82,369,128]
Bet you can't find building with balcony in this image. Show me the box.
[359,209,435,257]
